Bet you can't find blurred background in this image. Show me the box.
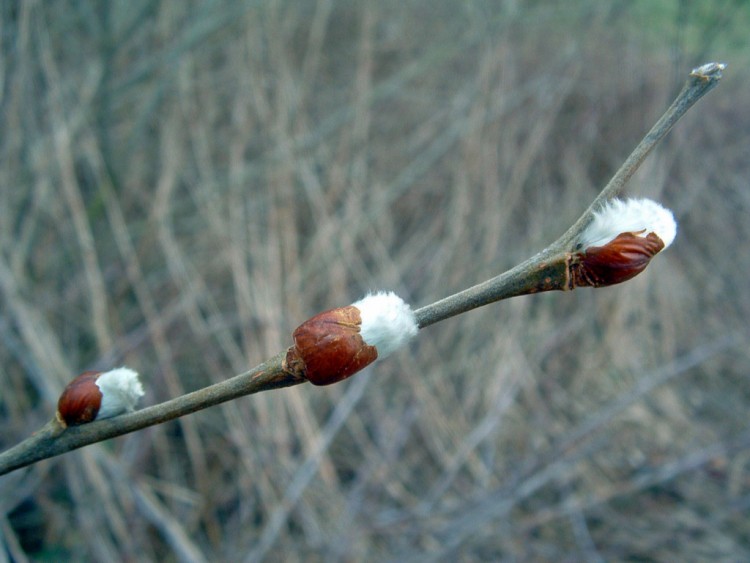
[1,1,748,560]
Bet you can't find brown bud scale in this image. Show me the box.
[285,306,378,386]
[571,232,665,288]
[57,371,103,426]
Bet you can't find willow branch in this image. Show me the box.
[0,353,301,475]
[0,63,724,477]
[558,62,725,247]
[414,62,725,328]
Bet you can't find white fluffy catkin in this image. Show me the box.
[95,367,145,420]
[352,292,418,358]
[579,198,677,250]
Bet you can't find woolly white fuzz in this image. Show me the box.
[579,198,677,250]
[352,292,418,358]
[95,367,144,420]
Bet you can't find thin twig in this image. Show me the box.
[0,63,724,477]
[558,62,726,247]
[414,62,725,329]
[0,353,300,475]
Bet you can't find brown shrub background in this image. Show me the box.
[1,1,749,560]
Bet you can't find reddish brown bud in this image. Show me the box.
[57,371,103,426]
[571,232,665,288]
[285,306,378,386]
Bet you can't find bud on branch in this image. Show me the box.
[285,292,418,385]
[57,367,145,426]
[570,198,677,288]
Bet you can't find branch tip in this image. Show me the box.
[690,62,726,82]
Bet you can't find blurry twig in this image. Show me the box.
[517,423,750,535]
[247,368,375,562]
[0,63,725,477]
[374,333,741,556]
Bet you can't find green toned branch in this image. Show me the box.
[0,62,724,477]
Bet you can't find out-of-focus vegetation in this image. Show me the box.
[1,1,749,560]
